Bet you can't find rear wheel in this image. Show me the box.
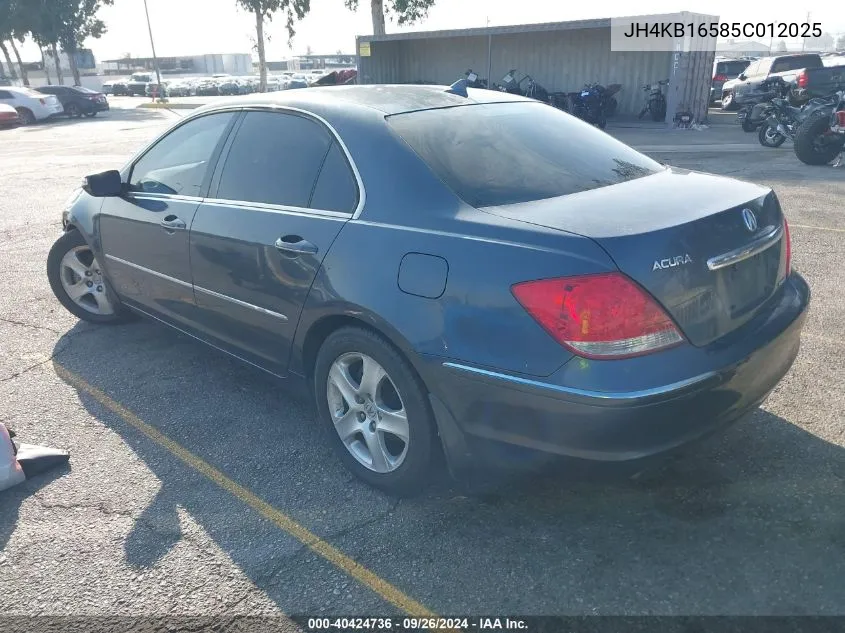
[15,107,36,125]
[84,111,97,118]
[793,114,844,165]
[47,230,132,324]
[314,327,436,496]
[758,124,786,148]
[66,103,81,118]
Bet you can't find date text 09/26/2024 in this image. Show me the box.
[305,617,528,631]
[622,22,823,39]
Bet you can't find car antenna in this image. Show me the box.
[445,78,469,98]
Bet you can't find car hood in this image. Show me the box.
[722,77,741,91]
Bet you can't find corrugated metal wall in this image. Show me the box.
[359,28,676,117]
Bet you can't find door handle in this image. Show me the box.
[274,235,318,255]
[160,215,186,231]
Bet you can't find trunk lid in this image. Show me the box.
[482,168,788,346]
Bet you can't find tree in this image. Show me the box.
[237,0,310,93]
[344,0,435,37]
[0,0,27,84]
[836,34,845,51]
[775,40,787,53]
[305,44,313,55]
[57,0,113,85]
[803,31,834,52]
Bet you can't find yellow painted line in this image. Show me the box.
[54,363,438,618]
[790,224,845,234]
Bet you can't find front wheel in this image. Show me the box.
[720,92,736,111]
[314,327,436,496]
[47,230,133,324]
[66,103,81,118]
[758,124,786,148]
[793,114,844,165]
[84,112,97,118]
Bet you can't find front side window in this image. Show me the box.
[387,102,664,208]
[130,112,235,197]
[216,111,332,208]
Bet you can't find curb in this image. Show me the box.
[137,102,203,110]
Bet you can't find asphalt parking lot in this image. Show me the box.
[1,101,844,620]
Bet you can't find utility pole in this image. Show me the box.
[142,0,163,99]
[802,12,810,52]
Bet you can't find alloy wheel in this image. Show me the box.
[58,245,115,315]
[326,352,409,473]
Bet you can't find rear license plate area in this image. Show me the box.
[722,252,779,317]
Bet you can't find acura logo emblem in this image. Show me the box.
[742,208,758,232]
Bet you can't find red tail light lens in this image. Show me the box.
[511,273,684,359]
[713,74,727,82]
[797,71,808,88]
[835,111,845,127]
[784,217,792,276]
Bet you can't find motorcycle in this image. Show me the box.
[638,80,668,122]
[736,77,791,134]
[498,69,549,103]
[464,69,490,90]
[756,92,836,147]
[792,89,845,165]
[568,82,622,129]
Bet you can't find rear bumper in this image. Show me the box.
[425,272,810,466]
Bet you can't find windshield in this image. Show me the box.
[130,74,151,81]
[771,55,822,73]
[73,86,98,94]
[387,102,664,208]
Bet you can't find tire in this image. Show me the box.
[66,103,81,118]
[15,107,36,125]
[793,114,844,166]
[741,118,757,133]
[313,327,436,496]
[758,124,786,148]
[720,92,737,111]
[47,230,133,325]
[84,112,97,118]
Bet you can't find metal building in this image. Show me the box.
[356,13,718,122]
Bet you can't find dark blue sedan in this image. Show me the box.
[47,85,810,495]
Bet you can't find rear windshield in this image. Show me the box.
[771,55,822,73]
[716,61,750,76]
[387,102,664,208]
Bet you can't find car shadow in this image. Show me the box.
[45,319,845,614]
[20,106,173,131]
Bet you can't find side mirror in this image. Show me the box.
[738,73,747,81]
[83,170,123,197]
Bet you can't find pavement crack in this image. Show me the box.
[0,316,63,335]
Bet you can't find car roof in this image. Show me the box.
[194,84,531,116]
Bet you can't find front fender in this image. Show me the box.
[62,189,106,261]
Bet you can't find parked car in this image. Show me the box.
[0,85,63,124]
[37,85,109,118]
[195,78,220,96]
[101,79,129,96]
[792,63,845,103]
[711,57,751,104]
[0,103,19,127]
[145,82,169,99]
[46,86,808,495]
[216,77,241,95]
[127,72,154,96]
[287,74,309,90]
[165,80,193,97]
[721,54,823,110]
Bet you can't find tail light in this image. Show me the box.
[797,71,808,88]
[783,217,792,276]
[39,98,46,104]
[713,74,727,82]
[835,110,845,127]
[511,273,684,359]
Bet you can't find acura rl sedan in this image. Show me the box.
[47,85,810,495]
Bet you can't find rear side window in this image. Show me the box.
[387,102,663,208]
[216,111,332,208]
[771,55,822,73]
[716,61,750,76]
[310,142,358,213]
[0,90,12,99]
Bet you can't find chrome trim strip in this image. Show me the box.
[105,254,192,288]
[105,254,289,322]
[126,304,285,379]
[707,224,782,271]
[200,198,351,220]
[193,285,288,322]
[442,362,718,402]
[128,193,204,203]
[187,103,366,219]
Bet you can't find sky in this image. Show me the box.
[16,0,845,63]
